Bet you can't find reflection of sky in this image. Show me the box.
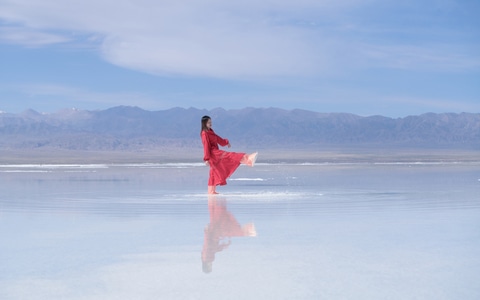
[1,164,480,299]
[2,208,479,299]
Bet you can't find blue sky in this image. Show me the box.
[0,0,478,117]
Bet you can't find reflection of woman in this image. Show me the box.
[201,115,258,194]
[202,197,256,273]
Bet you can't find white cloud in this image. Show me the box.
[3,83,165,111]
[0,0,329,78]
[0,26,70,46]
[384,96,480,113]
[360,44,480,71]
[0,0,478,79]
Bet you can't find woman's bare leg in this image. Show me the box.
[208,186,219,194]
[240,154,249,165]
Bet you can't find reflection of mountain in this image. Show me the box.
[1,106,479,150]
[202,196,257,273]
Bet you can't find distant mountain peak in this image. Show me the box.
[1,107,479,150]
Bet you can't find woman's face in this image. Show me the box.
[206,119,212,129]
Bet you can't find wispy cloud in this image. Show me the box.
[0,0,478,79]
[0,26,70,46]
[1,83,165,111]
[360,44,480,71]
[385,96,480,114]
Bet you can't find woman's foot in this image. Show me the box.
[208,186,219,194]
[247,152,258,167]
[242,223,257,237]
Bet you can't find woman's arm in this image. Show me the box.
[201,131,211,161]
[214,133,230,148]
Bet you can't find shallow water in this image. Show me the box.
[1,162,479,299]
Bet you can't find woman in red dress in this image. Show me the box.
[201,115,258,194]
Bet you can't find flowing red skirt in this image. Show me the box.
[208,149,245,186]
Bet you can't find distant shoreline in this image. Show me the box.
[1,147,478,164]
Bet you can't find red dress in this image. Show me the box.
[201,129,245,186]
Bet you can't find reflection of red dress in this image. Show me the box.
[201,129,245,186]
[201,198,248,267]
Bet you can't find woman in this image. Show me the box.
[201,115,257,194]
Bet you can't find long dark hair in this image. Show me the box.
[201,115,211,135]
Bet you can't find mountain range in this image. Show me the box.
[1,106,479,151]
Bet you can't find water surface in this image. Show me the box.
[1,162,479,299]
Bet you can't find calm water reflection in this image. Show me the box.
[202,196,257,273]
[1,162,479,299]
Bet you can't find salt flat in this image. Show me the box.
[1,153,479,299]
